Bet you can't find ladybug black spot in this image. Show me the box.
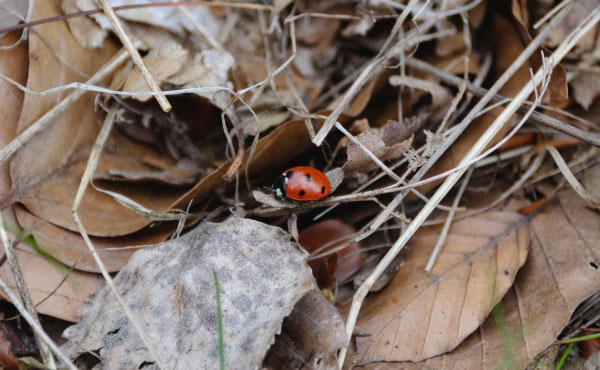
[298,190,306,197]
[305,173,311,182]
[285,171,293,179]
[321,186,325,194]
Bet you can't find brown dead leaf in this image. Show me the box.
[510,2,569,105]
[0,31,28,194]
[264,288,347,369]
[7,0,191,237]
[14,206,173,273]
[62,217,314,368]
[0,244,104,322]
[62,0,107,49]
[357,191,600,369]
[352,211,530,364]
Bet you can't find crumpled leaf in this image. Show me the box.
[353,211,530,364]
[111,40,235,111]
[62,217,314,369]
[358,191,600,369]
[343,130,412,175]
[264,288,347,369]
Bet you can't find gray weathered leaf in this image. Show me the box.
[62,217,314,369]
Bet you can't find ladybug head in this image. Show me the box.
[271,175,287,200]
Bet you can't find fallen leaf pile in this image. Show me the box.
[0,0,599,369]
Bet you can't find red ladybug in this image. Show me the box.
[272,166,331,201]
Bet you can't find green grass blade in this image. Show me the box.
[213,271,225,370]
[555,342,574,370]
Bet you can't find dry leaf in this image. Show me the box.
[0,244,104,322]
[7,0,190,237]
[0,31,28,194]
[14,206,173,273]
[264,288,347,369]
[571,72,600,110]
[75,0,223,39]
[61,217,314,369]
[0,0,28,29]
[353,211,530,364]
[343,130,412,176]
[358,191,600,369]
[62,0,107,49]
[584,163,600,201]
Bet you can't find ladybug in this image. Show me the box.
[272,166,331,201]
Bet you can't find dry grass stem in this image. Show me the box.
[71,111,167,369]
[547,145,600,209]
[95,0,171,112]
[424,166,472,273]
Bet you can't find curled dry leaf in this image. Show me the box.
[111,40,235,111]
[0,244,105,322]
[14,206,173,273]
[343,130,412,176]
[264,288,347,369]
[358,191,600,369]
[61,217,314,369]
[299,219,365,289]
[353,211,530,364]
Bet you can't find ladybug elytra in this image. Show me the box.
[272,166,331,201]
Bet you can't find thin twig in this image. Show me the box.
[95,0,171,112]
[71,111,167,369]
